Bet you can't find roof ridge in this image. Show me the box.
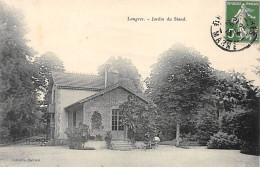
[52,71,100,77]
[52,71,105,89]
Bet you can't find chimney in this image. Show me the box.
[105,69,119,88]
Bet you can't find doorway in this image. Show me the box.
[111,109,125,140]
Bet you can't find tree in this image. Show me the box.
[145,44,215,146]
[213,71,255,111]
[254,46,260,75]
[98,56,143,92]
[0,2,41,142]
[34,52,65,137]
[216,72,259,155]
[119,96,159,145]
[196,111,219,145]
[34,52,65,103]
[196,68,259,154]
[253,57,260,79]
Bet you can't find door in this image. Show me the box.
[111,109,125,140]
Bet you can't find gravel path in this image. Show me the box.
[0,145,258,167]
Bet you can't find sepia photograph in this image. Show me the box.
[0,0,259,167]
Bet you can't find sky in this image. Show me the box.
[4,0,260,85]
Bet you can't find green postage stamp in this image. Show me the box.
[211,0,259,51]
[226,1,259,43]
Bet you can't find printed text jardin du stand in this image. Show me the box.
[127,17,186,22]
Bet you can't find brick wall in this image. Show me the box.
[83,87,139,139]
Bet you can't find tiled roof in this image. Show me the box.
[52,72,105,90]
[64,83,150,110]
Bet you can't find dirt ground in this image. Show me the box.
[0,145,259,167]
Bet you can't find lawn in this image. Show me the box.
[0,145,258,167]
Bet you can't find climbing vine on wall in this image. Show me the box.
[91,111,102,129]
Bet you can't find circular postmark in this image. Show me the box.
[210,2,259,52]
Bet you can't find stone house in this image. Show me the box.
[48,71,148,145]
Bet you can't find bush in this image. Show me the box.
[232,111,259,155]
[104,131,112,149]
[197,114,219,145]
[80,147,95,150]
[119,98,159,144]
[88,135,95,140]
[157,117,176,141]
[221,110,259,155]
[64,122,89,150]
[95,134,103,141]
[207,132,240,149]
[240,142,259,155]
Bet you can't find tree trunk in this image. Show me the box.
[217,101,224,130]
[176,122,180,147]
[46,117,50,139]
[218,108,224,130]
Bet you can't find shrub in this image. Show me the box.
[68,147,95,150]
[88,135,95,140]
[119,97,159,144]
[197,114,219,145]
[207,132,240,149]
[95,134,103,141]
[179,138,190,149]
[81,147,95,150]
[221,110,259,155]
[157,117,176,141]
[177,133,198,148]
[240,142,259,155]
[64,122,89,150]
[104,131,112,149]
[232,111,259,155]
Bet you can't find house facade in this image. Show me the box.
[48,71,148,145]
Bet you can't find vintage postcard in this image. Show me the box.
[0,0,259,167]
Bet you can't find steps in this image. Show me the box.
[111,140,134,151]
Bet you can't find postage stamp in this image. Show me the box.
[226,1,259,43]
[211,0,259,52]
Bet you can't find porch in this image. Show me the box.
[66,105,128,141]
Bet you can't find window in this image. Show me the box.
[112,110,117,130]
[73,111,76,126]
[112,109,124,131]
